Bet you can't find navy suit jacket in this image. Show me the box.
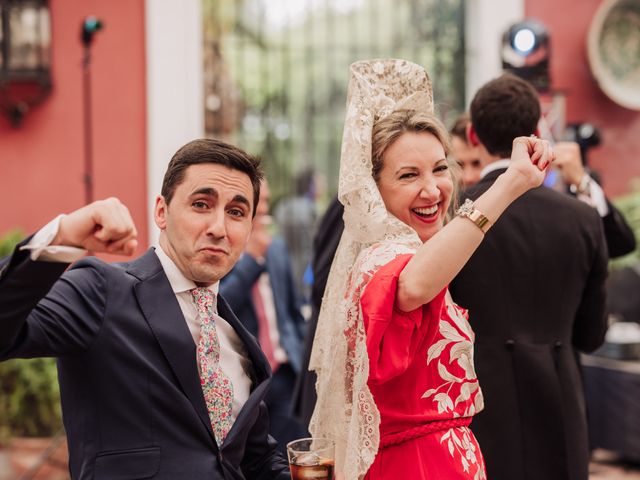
[220,238,305,373]
[0,242,289,480]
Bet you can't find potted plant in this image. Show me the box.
[0,230,65,479]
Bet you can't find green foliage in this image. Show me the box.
[203,0,465,201]
[610,190,640,269]
[0,358,62,439]
[0,230,63,442]
[0,229,24,257]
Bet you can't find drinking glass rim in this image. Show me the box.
[286,437,335,453]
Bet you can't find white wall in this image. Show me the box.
[145,0,204,245]
[465,0,525,106]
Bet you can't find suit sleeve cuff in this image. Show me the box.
[20,215,87,263]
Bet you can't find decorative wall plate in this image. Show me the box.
[587,0,640,110]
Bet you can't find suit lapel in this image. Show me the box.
[216,295,272,448]
[128,250,216,445]
[217,295,270,387]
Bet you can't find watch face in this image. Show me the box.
[588,0,640,110]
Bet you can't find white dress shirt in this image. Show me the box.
[21,217,253,422]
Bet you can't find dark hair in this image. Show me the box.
[470,74,540,158]
[161,138,263,216]
[295,167,316,196]
[449,113,470,142]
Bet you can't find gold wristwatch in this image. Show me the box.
[456,199,492,234]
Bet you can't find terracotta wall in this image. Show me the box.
[526,0,640,197]
[0,0,148,254]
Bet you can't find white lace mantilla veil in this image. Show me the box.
[309,59,435,480]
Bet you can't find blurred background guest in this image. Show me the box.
[221,179,308,454]
[449,113,483,188]
[554,140,636,258]
[274,168,321,304]
[292,195,344,427]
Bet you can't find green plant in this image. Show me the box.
[0,229,24,257]
[610,189,640,269]
[0,230,63,443]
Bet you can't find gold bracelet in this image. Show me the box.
[456,199,492,234]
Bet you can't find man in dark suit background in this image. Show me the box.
[554,140,636,258]
[0,139,289,479]
[220,179,308,452]
[292,195,345,427]
[449,74,609,480]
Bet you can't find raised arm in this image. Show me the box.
[0,198,138,358]
[397,137,554,311]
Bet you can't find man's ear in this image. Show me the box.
[154,195,168,230]
[467,123,480,147]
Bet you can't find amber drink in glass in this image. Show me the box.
[287,438,335,480]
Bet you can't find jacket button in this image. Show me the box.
[505,339,515,350]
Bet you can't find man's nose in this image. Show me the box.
[206,210,227,238]
[462,169,474,187]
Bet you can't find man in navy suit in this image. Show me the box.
[0,139,290,479]
[221,179,308,452]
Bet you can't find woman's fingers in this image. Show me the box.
[536,140,555,170]
[514,136,554,171]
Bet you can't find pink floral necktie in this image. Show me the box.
[190,287,234,445]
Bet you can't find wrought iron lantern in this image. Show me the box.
[0,0,52,126]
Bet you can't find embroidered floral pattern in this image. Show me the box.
[191,287,234,445]
[440,428,486,480]
[422,303,485,477]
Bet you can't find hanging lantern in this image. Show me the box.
[0,0,52,126]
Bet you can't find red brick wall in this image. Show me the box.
[0,0,148,254]
[526,0,640,197]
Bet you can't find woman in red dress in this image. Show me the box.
[309,59,554,480]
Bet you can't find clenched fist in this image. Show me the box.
[53,197,138,256]
[505,136,555,193]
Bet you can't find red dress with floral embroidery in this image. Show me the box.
[362,254,486,480]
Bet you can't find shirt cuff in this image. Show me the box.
[19,214,87,262]
[577,178,609,217]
